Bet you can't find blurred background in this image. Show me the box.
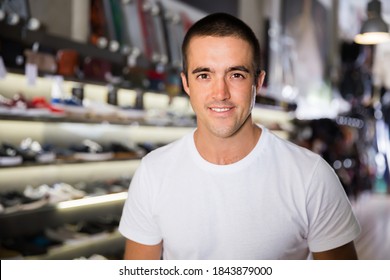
[0,0,389,260]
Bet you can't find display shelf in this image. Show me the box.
[0,0,205,260]
[0,21,126,65]
[0,192,127,238]
[0,156,142,169]
[0,159,141,192]
[25,230,125,260]
[0,111,195,127]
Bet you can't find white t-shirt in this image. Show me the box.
[119,126,361,259]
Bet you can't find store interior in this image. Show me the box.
[0,0,389,260]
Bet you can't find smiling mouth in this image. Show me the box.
[210,107,233,112]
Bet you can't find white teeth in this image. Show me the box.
[211,107,230,112]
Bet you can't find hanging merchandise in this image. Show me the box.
[141,0,167,91]
[121,0,148,62]
[164,10,191,100]
[89,0,110,48]
[165,12,184,69]
[140,0,160,64]
[56,49,79,77]
[109,0,126,49]
[82,57,112,81]
[102,0,118,46]
[151,1,170,66]
[120,0,149,89]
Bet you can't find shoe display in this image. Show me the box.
[45,224,90,245]
[50,183,86,202]
[0,143,23,166]
[71,139,113,161]
[0,190,48,214]
[0,0,198,260]
[30,97,65,115]
[1,232,64,257]
[109,142,144,159]
[18,138,56,163]
[0,94,13,112]
[0,93,65,117]
[83,100,119,120]
[25,183,86,204]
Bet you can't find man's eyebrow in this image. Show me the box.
[191,67,211,74]
[228,66,250,73]
[191,66,250,74]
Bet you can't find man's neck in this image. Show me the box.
[194,123,261,165]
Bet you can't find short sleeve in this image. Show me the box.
[306,158,361,252]
[118,158,162,245]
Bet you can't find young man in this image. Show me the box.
[119,13,360,259]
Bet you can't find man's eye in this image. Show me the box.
[232,73,245,79]
[197,73,209,79]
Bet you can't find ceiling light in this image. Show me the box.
[354,0,390,45]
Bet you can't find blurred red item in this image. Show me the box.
[31,97,64,113]
[83,57,112,81]
[57,49,79,76]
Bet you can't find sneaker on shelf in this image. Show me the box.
[30,97,65,115]
[0,143,23,166]
[0,190,48,213]
[0,94,14,114]
[0,191,24,212]
[18,138,56,163]
[9,93,29,115]
[83,100,119,121]
[71,139,113,161]
[0,93,27,115]
[23,184,50,200]
[47,182,86,204]
[45,224,90,244]
[54,100,89,119]
[21,184,50,210]
[109,142,144,159]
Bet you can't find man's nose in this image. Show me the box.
[213,77,230,101]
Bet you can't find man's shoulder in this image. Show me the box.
[263,128,324,169]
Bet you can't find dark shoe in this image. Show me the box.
[71,139,113,161]
[0,143,23,166]
[18,138,56,163]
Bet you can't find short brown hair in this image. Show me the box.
[181,13,261,84]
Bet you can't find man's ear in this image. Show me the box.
[181,72,190,96]
[256,70,266,93]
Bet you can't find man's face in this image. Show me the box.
[181,35,264,139]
